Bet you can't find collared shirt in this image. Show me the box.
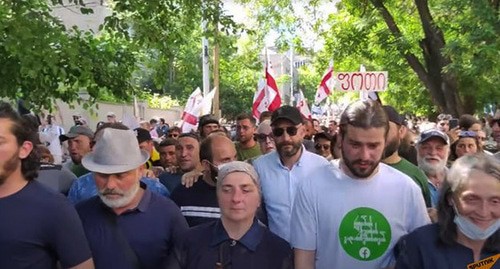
[395,224,500,269]
[253,147,331,242]
[76,184,188,269]
[177,219,293,269]
[68,172,170,204]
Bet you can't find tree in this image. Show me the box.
[322,0,499,116]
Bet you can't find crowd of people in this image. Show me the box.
[0,99,498,269]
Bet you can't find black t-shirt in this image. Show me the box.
[170,176,219,227]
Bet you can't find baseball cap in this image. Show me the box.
[417,129,450,145]
[59,125,94,142]
[134,128,152,144]
[270,106,303,126]
[106,112,116,117]
[383,105,405,125]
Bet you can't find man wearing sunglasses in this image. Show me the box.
[313,132,333,161]
[252,106,331,242]
[291,100,430,269]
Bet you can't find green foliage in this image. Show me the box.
[0,1,136,111]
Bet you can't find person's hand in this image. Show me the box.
[427,208,438,223]
[447,127,460,144]
[143,169,158,179]
[181,169,203,188]
[165,166,179,174]
[150,166,165,178]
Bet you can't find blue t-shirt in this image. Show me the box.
[158,171,183,193]
[178,219,293,269]
[0,181,92,268]
[76,186,188,269]
[68,172,170,204]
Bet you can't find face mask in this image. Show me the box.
[453,205,500,240]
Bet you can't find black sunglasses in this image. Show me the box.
[272,126,298,137]
[168,133,179,138]
[255,133,273,142]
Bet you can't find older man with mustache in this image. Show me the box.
[416,129,451,208]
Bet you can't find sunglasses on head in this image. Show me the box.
[272,126,298,137]
[254,133,273,142]
[458,130,477,138]
[315,144,330,150]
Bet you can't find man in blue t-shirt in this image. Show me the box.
[76,128,188,269]
[0,102,94,269]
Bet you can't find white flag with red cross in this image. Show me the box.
[314,61,334,104]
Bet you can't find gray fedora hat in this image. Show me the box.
[82,128,149,174]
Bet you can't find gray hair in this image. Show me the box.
[437,153,500,249]
[446,153,500,193]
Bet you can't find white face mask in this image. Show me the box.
[453,205,500,240]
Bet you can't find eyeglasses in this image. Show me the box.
[254,133,273,142]
[315,144,330,150]
[272,126,298,137]
[458,131,477,138]
[168,133,179,138]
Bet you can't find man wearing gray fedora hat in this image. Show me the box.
[76,128,188,269]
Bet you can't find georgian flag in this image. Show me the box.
[314,61,334,104]
[181,87,203,133]
[252,78,267,120]
[296,90,312,119]
[266,64,281,111]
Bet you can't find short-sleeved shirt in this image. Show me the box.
[170,176,220,227]
[178,219,293,269]
[290,163,431,269]
[76,185,188,269]
[36,163,77,196]
[252,148,331,242]
[235,142,262,161]
[68,172,170,204]
[0,181,92,268]
[395,224,500,269]
[387,158,432,207]
[159,171,183,193]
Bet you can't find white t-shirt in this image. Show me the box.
[290,162,430,269]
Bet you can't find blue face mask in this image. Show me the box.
[453,205,500,240]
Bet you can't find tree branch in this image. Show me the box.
[369,0,431,92]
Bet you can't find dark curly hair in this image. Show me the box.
[0,102,40,181]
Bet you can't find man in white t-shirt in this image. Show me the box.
[291,100,430,269]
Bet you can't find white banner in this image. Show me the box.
[334,71,388,92]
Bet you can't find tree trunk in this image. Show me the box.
[370,0,467,116]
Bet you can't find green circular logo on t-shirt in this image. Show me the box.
[338,207,391,261]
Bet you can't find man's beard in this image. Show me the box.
[277,140,302,158]
[341,147,381,178]
[98,183,140,209]
[382,137,400,159]
[0,149,21,186]
[417,155,447,175]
